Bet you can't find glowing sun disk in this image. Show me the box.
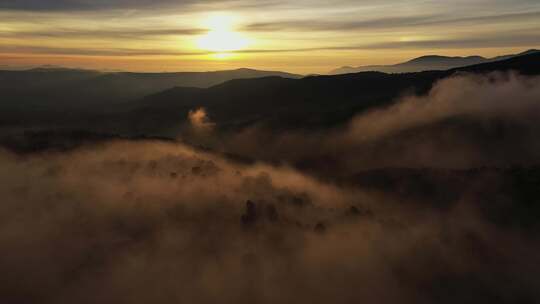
[197,30,248,52]
[196,14,249,53]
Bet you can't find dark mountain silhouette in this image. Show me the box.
[0,67,301,112]
[488,49,540,62]
[112,51,540,136]
[1,52,539,137]
[330,49,539,74]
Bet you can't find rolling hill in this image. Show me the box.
[0,67,301,111]
[111,51,540,136]
[1,51,539,137]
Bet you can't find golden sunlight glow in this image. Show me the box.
[196,14,249,54]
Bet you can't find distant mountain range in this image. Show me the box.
[97,51,540,137]
[1,50,539,137]
[330,49,540,74]
[0,68,301,110]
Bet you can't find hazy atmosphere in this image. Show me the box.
[1,0,540,73]
[1,1,540,303]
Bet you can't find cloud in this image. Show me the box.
[0,45,209,57]
[243,14,443,32]
[0,0,217,11]
[233,34,540,54]
[366,34,540,50]
[0,28,206,40]
[2,72,540,303]
[244,11,540,33]
[3,0,539,13]
[2,38,538,58]
[201,72,540,174]
[345,72,540,142]
[0,0,287,13]
[0,136,539,303]
[188,108,215,132]
[1,0,539,69]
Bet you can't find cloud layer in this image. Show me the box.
[191,72,540,176]
[1,0,539,72]
[1,138,539,303]
[1,72,540,303]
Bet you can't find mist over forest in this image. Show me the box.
[1,47,540,303]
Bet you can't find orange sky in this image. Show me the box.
[1,0,539,74]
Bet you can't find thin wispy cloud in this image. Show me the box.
[243,11,540,32]
[0,28,205,40]
[0,0,539,72]
[0,45,209,56]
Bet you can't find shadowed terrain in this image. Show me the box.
[1,51,540,304]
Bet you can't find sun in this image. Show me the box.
[196,15,249,54]
[197,31,248,53]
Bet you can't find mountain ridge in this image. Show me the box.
[114,52,540,137]
[1,51,539,136]
[330,49,540,75]
[0,67,302,111]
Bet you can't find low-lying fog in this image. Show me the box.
[1,72,540,303]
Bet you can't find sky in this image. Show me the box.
[0,0,539,74]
